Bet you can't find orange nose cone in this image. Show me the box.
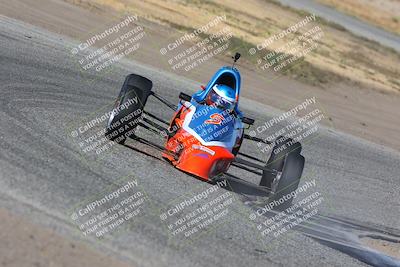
[176,144,234,181]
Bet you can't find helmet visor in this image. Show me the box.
[209,89,235,110]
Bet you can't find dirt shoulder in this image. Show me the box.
[1,0,399,151]
[361,236,400,260]
[64,0,400,94]
[0,208,133,267]
[317,0,400,35]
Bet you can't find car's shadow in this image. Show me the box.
[121,137,270,198]
[123,141,163,162]
[222,173,270,197]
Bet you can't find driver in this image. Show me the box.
[205,84,236,110]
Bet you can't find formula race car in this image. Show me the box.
[106,53,304,208]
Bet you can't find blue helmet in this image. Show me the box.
[206,84,236,110]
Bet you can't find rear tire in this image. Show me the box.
[272,152,305,210]
[259,136,299,188]
[259,136,304,210]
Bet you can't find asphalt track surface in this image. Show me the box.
[1,15,400,267]
[277,0,400,52]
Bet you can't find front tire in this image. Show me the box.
[105,74,153,144]
[106,89,139,144]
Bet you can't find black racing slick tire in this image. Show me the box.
[272,152,305,210]
[106,74,153,144]
[259,136,300,188]
[259,136,304,210]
